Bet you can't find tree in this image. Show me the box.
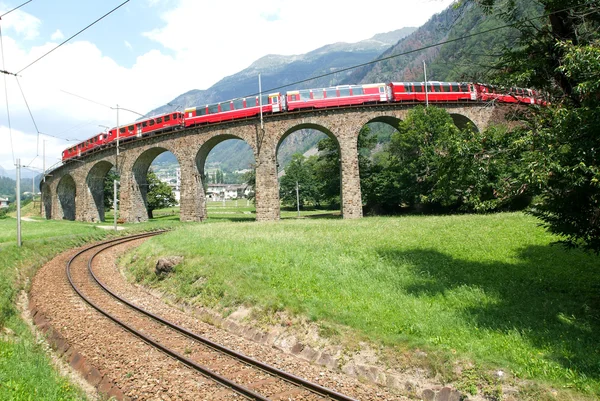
[468,0,600,251]
[242,168,256,202]
[103,170,120,210]
[146,170,176,219]
[279,153,320,209]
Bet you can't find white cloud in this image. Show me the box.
[0,7,40,40]
[143,0,456,89]
[50,29,64,41]
[0,0,456,172]
[0,127,67,171]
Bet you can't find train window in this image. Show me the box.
[142,122,147,127]
[413,84,423,92]
[119,127,126,134]
[172,113,178,119]
[208,104,219,114]
[164,115,170,122]
[339,87,350,96]
[325,88,337,98]
[431,83,440,92]
[233,99,244,109]
[156,117,163,123]
[442,84,451,92]
[351,86,363,95]
[149,120,155,126]
[460,83,469,92]
[452,84,460,92]
[198,107,207,116]
[298,90,311,100]
[219,102,231,112]
[246,97,256,107]
[128,125,134,131]
[313,89,324,99]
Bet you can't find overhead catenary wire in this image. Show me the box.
[244,0,599,98]
[0,23,15,165]
[0,0,32,18]
[17,0,131,74]
[16,77,41,158]
[5,0,597,165]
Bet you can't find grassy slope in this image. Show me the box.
[125,213,600,398]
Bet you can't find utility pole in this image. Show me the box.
[41,140,45,215]
[258,74,264,129]
[116,104,120,157]
[16,158,21,247]
[296,181,300,217]
[113,180,119,231]
[423,60,429,108]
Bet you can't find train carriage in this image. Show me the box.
[389,82,477,102]
[104,112,185,145]
[61,80,545,163]
[184,93,283,128]
[286,83,388,111]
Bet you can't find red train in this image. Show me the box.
[61,82,544,162]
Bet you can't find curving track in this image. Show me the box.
[65,232,357,400]
[29,232,407,400]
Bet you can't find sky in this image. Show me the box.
[0,0,455,175]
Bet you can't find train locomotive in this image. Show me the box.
[61,81,543,162]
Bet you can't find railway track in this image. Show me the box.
[66,231,358,401]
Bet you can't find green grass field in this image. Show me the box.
[123,212,600,399]
[3,203,600,400]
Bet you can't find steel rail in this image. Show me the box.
[66,232,270,401]
[67,232,358,401]
[87,234,358,401]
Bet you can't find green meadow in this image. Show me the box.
[124,212,600,400]
[2,203,599,400]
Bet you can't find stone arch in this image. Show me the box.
[130,147,177,222]
[57,174,76,221]
[86,160,114,222]
[276,122,342,212]
[449,113,480,132]
[194,133,256,217]
[364,115,403,131]
[41,182,52,220]
[277,122,340,156]
[195,134,254,180]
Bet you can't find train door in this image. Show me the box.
[379,85,387,101]
[270,94,281,113]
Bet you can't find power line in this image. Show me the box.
[17,0,131,74]
[247,0,598,97]
[0,0,32,18]
[60,89,111,109]
[16,76,40,153]
[0,24,15,165]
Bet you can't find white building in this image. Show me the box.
[206,184,250,201]
[0,197,9,208]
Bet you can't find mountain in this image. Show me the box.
[0,167,39,180]
[151,28,416,170]
[150,0,540,178]
[147,27,416,117]
[350,1,541,84]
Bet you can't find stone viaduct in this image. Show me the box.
[41,103,517,223]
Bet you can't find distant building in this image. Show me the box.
[206,184,250,201]
[0,197,9,208]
